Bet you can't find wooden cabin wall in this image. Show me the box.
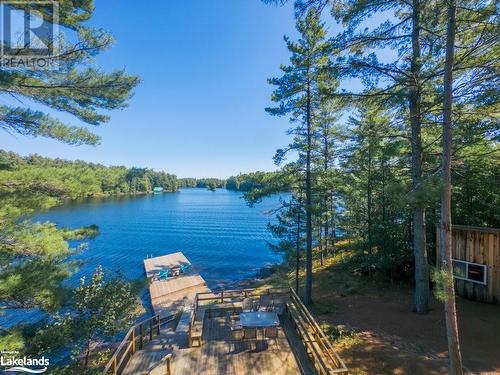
[436,225,500,304]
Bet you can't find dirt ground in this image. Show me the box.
[310,266,500,375]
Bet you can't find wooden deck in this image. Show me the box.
[144,252,211,317]
[170,314,315,375]
[104,285,348,375]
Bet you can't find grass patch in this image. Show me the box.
[321,323,362,349]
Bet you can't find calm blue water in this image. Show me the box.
[33,188,282,288]
[1,188,284,328]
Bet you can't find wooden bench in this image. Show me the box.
[189,308,206,347]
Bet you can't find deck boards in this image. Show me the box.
[170,315,314,375]
[144,252,210,317]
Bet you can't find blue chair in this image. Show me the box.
[180,264,190,274]
[159,269,171,280]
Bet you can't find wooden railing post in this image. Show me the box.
[132,328,136,354]
[139,323,144,350]
[157,314,160,335]
[221,291,224,303]
[165,353,172,375]
[149,319,154,341]
[112,356,117,375]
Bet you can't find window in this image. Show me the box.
[452,259,487,285]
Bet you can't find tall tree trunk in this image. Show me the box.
[331,193,336,251]
[304,80,313,305]
[84,338,92,371]
[296,198,301,294]
[323,127,330,257]
[441,1,463,373]
[367,139,373,255]
[319,225,324,265]
[410,0,430,314]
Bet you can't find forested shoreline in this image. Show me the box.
[0,149,279,200]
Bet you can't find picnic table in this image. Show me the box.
[240,312,279,328]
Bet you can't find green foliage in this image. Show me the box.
[0,1,140,145]
[431,267,454,302]
[0,151,179,206]
[0,328,25,352]
[268,196,306,266]
[72,267,139,348]
[25,268,141,372]
[178,177,226,189]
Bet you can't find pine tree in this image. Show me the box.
[267,9,332,304]
[0,1,139,145]
[0,0,139,352]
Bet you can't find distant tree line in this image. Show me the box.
[0,150,178,200]
[178,171,281,192]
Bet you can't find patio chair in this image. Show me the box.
[242,297,253,312]
[226,312,241,331]
[180,264,190,274]
[243,327,257,350]
[227,325,243,353]
[272,298,285,315]
[258,295,272,312]
[158,269,171,280]
[264,326,279,349]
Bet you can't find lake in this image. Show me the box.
[34,188,283,288]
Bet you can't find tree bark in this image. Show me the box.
[84,338,92,371]
[410,0,430,314]
[318,225,324,265]
[304,79,313,305]
[296,197,301,294]
[323,126,330,257]
[367,137,373,255]
[441,1,463,373]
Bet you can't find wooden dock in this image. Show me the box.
[144,252,211,318]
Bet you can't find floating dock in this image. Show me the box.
[144,252,211,318]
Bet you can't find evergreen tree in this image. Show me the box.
[266,9,332,304]
[0,0,139,353]
[0,2,139,145]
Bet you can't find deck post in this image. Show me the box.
[112,356,117,375]
[150,319,154,341]
[132,329,136,353]
[157,314,161,334]
[165,353,172,375]
[221,291,224,303]
[139,323,144,350]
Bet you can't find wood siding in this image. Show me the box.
[436,225,500,304]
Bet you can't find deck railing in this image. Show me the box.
[102,314,174,375]
[192,286,348,375]
[287,288,348,375]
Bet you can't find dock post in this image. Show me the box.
[157,315,160,334]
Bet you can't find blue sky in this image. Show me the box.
[0,0,311,178]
